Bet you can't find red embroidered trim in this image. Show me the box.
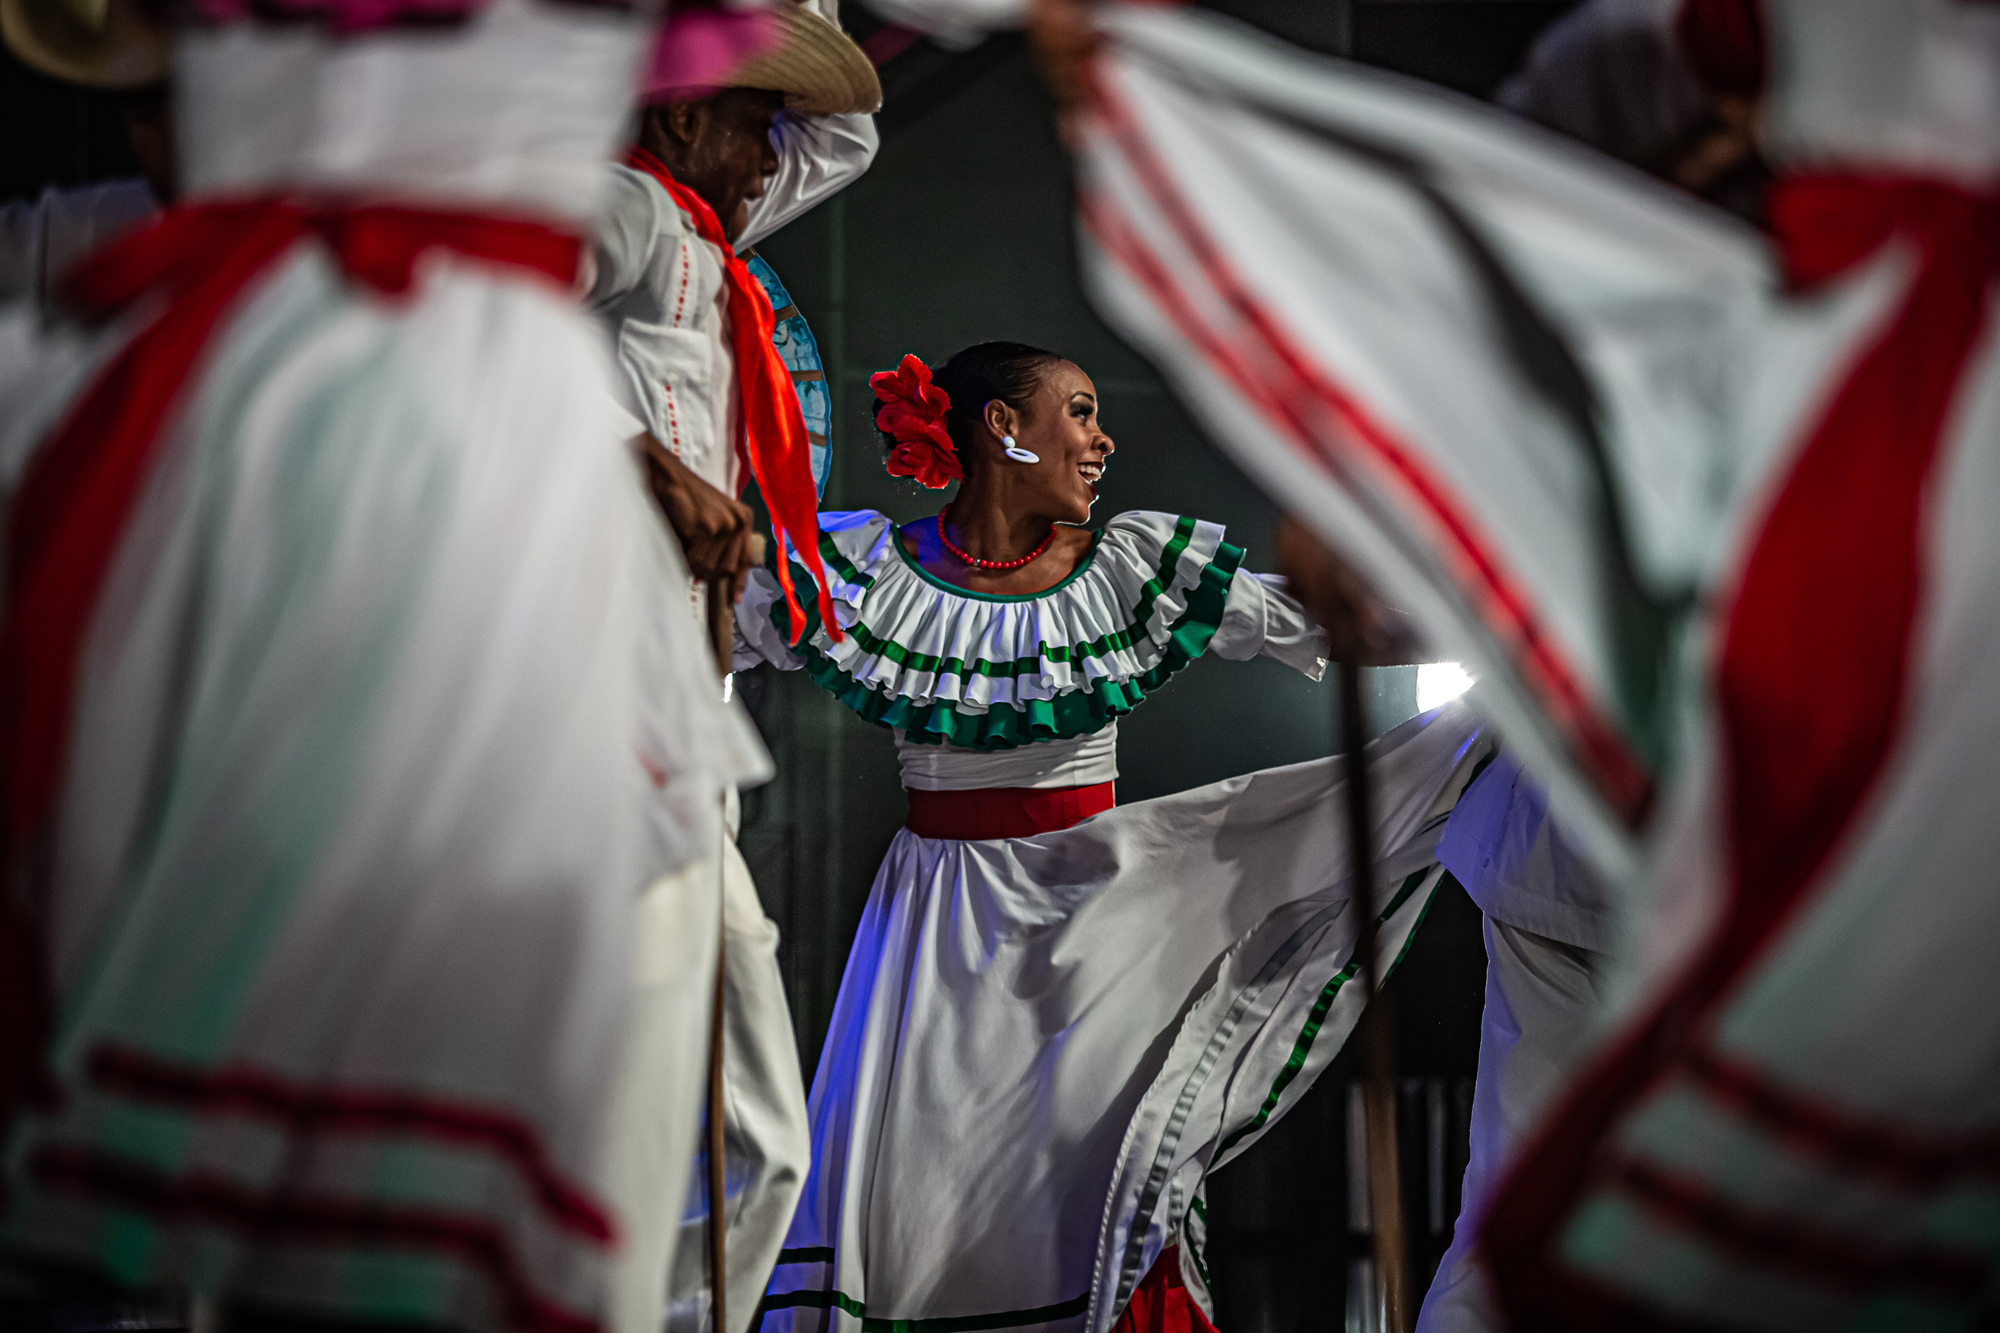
[663,381,685,457]
[671,231,691,327]
[85,1045,614,1242]
[31,1144,601,1333]
[904,782,1114,840]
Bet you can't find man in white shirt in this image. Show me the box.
[590,0,878,611]
[585,10,880,1330]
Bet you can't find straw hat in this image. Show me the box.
[728,3,880,116]
[1,0,168,88]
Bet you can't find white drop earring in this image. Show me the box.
[1002,434,1040,464]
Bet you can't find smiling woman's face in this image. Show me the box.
[990,360,1116,526]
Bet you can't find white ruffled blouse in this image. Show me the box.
[736,510,1328,790]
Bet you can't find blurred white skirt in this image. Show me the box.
[0,244,765,1331]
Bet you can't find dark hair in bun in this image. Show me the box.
[875,341,1070,458]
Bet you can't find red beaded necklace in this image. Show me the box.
[936,504,1056,572]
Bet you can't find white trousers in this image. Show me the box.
[1414,917,1605,1333]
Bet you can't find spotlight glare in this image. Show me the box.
[1417,661,1474,712]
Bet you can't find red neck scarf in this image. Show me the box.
[624,147,838,648]
[0,197,581,1130]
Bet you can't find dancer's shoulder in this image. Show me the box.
[1095,510,1245,585]
[801,509,899,593]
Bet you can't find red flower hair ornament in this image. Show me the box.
[871,354,962,489]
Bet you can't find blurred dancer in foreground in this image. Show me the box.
[0,0,768,1328]
[739,340,1492,1333]
[585,6,880,1328]
[1407,4,1789,1325]
[1043,0,2000,1327]
[1393,4,1725,1325]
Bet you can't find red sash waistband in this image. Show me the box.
[904,782,1115,841]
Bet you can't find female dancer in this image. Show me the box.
[736,343,1489,1333]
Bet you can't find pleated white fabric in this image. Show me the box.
[763,704,1491,1333]
[0,3,769,1328]
[1066,2,2000,1327]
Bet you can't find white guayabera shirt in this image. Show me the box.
[588,0,877,497]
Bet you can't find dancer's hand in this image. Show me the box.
[637,433,761,589]
[1277,516,1425,666]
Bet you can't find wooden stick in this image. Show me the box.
[706,901,727,1333]
[707,575,738,683]
[1340,660,1413,1333]
[707,917,727,1333]
[705,574,739,1333]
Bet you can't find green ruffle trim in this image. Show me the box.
[774,519,1246,750]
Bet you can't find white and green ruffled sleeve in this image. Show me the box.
[1096,512,1325,681]
[731,572,800,672]
[730,510,892,673]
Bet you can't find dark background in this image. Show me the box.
[3,4,1576,1325]
[0,49,142,199]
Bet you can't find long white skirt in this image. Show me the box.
[0,246,765,1330]
[764,704,1489,1333]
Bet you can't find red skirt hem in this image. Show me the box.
[1111,1246,1218,1333]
